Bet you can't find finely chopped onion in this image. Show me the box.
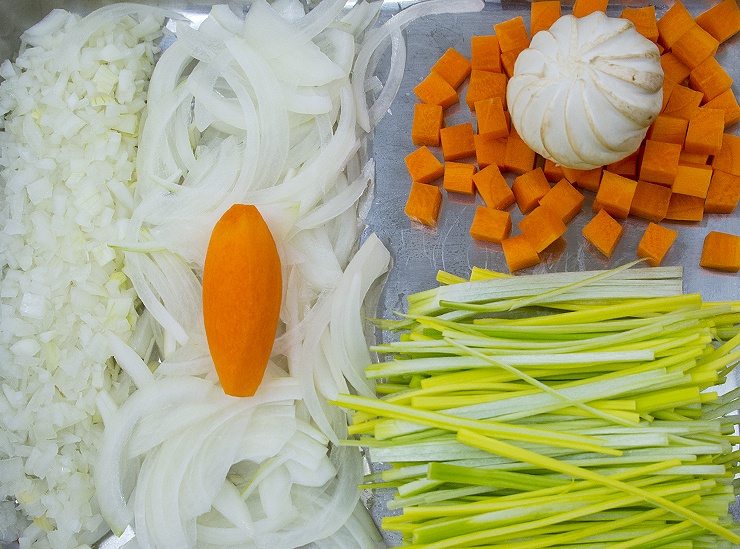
[0,1,486,548]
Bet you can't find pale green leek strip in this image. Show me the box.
[606,520,695,549]
[329,394,620,455]
[456,429,740,544]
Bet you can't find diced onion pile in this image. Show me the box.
[0,1,484,548]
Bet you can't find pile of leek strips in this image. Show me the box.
[332,264,740,548]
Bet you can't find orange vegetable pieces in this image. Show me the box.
[670,24,719,70]
[440,122,476,161]
[679,150,709,164]
[411,103,444,147]
[512,167,551,214]
[531,1,561,36]
[594,171,638,219]
[504,133,536,175]
[712,134,740,175]
[443,161,477,195]
[671,163,713,198]
[606,150,640,180]
[661,53,691,87]
[203,204,282,398]
[562,166,604,192]
[539,178,584,224]
[663,85,703,120]
[705,169,740,213]
[473,164,515,209]
[474,133,508,170]
[471,35,502,73]
[629,180,672,223]
[700,231,740,272]
[639,140,682,186]
[656,1,696,50]
[465,70,508,111]
[688,57,733,102]
[543,159,565,182]
[405,181,443,227]
[405,146,444,183]
[582,208,623,258]
[518,205,567,253]
[431,48,472,90]
[500,50,520,79]
[646,115,688,145]
[665,193,705,222]
[414,71,459,110]
[683,108,724,156]
[470,206,512,243]
[695,0,740,43]
[703,89,740,127]
[572,0,608,18]
[620,6,659,42]
[637,223,678,267]
[475,97,509,139]
[494,16,530,56]
[502,233,540,272]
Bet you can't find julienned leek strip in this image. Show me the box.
[330,394,621,455]
[456,429,740,544]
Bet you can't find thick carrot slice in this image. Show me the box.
[671,162,713,198]
[700,231,740,272]
[684,108,725,156]
[656,1,696,50]
[465,70,508,111]
[512,167,551,214]
[502,233,540,272]
[703,88,740,127]
[431,47,472,89]
[594,171,638,219]
[405,146,444,183]
[695,0,740,43]
[471,35,502,73]
[411,103,444,147]
[474,133,508,170]
[531,1,561,36]
[688,56,733,102]
[518,204,568,253]
[712,133,740,175]
[637,222,679,267]
[582,208,623,259]
[203,204,282,397]
[539,178,584,224]
[443,161,477,195]
[639,140,682,186]
[665,193,705,222]
[705,169,740,214]
[405,181,442,227]
[620,6,659,42]
[670,24,719,70]
[440,122,476,161]
[470,206,512,244]
[572,0,608,18]
[413,71,459,109]
[629,180,672,223]
[475,97,509,139]
[473,164,515,209]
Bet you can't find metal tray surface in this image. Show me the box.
[2,1,740,548]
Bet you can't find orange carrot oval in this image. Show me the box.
[202,204,282,397]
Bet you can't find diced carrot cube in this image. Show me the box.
[562,166,604,193]
[703,88,740,127]
[679,150,709,164]
[475,97,509,139]
[473,164,515,209]
[494,16,530,53]
[500,50,520,79]
[705,169,740,214]
[671,162,713,198]
[443,161,477,195]
[711,133,740,175]
[695,0,740,43]
[502,233,540,272]
[512,167,551,214]
[518,204,567,253]
[539,178,584,224]
[684,108,725,156]
[572,0,608,18]
[660,52,691,86]
[470,206,512,244]
[414,71,459,110]
[471,35,502,73]
[440,122,476,161]
[700,231,740,272]
[688,57,733,102]
[606,149,641,180]
[504,135,536,175]
[657,1,696,50]
[531,1,561,36]
[663,84,703,120]
[639,140,682,186]
[405,182,442,227]
[637,222,678,267]
[594,171,638,219]
[431,48,472,90]
[646,115,688,145]
[629,180,672,223]
[411,103,444,147]
[465,70,508,111]
[582,208,623,258]
[474,133,508,170]
[665,193,704,222]
[543,159,565,182]
[620,6,659,42]
[671,24,719,70]
[405,146,444,183]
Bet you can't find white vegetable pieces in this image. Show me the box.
[507,12,664,170]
